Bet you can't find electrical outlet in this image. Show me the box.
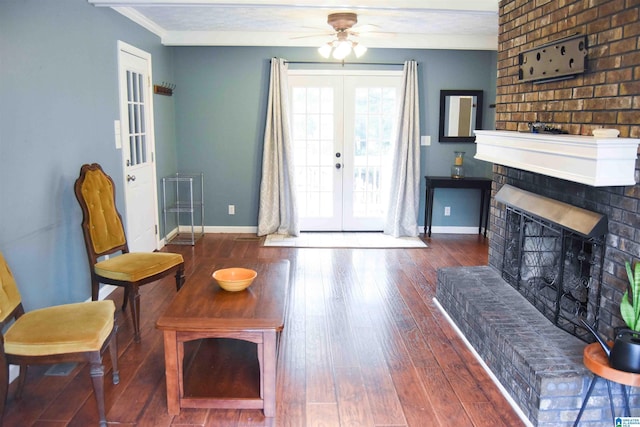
[228,205,235,215]
[444,206,451,216]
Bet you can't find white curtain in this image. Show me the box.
[384,60,421,237]
[257,58,299,236]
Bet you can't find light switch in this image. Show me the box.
[421,135,431,146]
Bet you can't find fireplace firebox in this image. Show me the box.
[495,184,608,341]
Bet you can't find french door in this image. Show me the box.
[288,71,402,231]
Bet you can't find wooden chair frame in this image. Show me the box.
[74,163,185,342]
[0,303,119,427]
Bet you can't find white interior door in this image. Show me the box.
[289,71,402,231]
[117,41,159,252]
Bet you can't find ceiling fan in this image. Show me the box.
[310,12,373,60]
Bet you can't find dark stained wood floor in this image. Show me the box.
[3,233,526,427]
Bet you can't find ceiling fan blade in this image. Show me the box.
[352,31,398,39]
[290,32,335,40]
[352,24,380,33]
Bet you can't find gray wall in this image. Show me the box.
[0,0,177,310]
[1,0,496,311]
[172,47,497,230]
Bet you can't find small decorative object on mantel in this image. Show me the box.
[592,128,620,138]
[526,121,568,134]
[451,151,465,179]
[154,82,175,96]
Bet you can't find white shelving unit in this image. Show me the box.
[162,173,204,245]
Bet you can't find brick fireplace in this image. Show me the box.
[493,0,640,340]
[436,1,640,425]
[436,162,639,426]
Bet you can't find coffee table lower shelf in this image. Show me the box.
[182,338,261,408]
[162,329,279,417]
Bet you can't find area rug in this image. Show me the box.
[263,232,427,248]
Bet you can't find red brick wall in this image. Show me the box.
[497,0,640,137]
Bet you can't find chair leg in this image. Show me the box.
[91,277,100,301]
[122,287,129,312]
[14,365,28,400]
[0,343,8,427]
[127,285,142,343]
[89,360,107,427]
[109,329,120,385]
[176,265,185,291]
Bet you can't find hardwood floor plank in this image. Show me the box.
[203,409,240,427]
[39,365,93,422]
[305,315,336,403]
[333,366,375,426]
[417,366,475,426]
[107,325,171,422]
[275,256,307,427]
[306,402,341,427]
[351,330,406,425]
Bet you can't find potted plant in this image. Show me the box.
[620,260,640,331]
[582,260,640,373]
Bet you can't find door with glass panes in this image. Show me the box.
[288,71,401,231]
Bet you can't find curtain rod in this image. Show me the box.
[284,60,412,67]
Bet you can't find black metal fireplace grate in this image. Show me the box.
[501,206,605,342]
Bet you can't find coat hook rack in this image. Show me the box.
[154,82,175,96]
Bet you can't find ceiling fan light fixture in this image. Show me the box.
[353,43,367,58]
[332,40,352,60]
[316,12,367,61]
[318,43,333,58]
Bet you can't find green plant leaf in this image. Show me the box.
[622,261,640,331]
[621,290,637,330]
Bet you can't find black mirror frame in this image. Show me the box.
[438,90,483,143]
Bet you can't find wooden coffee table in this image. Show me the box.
[156,259,290,417]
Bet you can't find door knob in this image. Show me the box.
[336,152,341,158]
[127,174,136,182]
[335,163,342,169]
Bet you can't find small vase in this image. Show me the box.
[451,151,465,179]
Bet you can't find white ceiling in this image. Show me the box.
[88,0,499,50]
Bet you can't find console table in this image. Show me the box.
[424,176,492,237]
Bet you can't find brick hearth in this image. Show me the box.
[436,266,640,426]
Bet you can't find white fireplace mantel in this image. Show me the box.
[474,130,640,187]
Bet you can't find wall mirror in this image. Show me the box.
[439,90,483,143]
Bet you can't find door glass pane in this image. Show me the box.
[352,87,396,218]
[291,87,334,218]
[125,70,148,166]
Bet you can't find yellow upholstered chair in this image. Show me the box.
[74,163,185,342]
[0,252,119,427]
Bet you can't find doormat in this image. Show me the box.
[45,362,78,376]
[263,232,427,248]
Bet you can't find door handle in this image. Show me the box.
[127,174,136,182]
[335,163,342,169]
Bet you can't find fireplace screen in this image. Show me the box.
[502,207,605,342]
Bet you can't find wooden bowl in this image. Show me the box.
[212,268,257,292]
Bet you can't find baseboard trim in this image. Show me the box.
[428,226,483,235]
[202,226,258,234]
